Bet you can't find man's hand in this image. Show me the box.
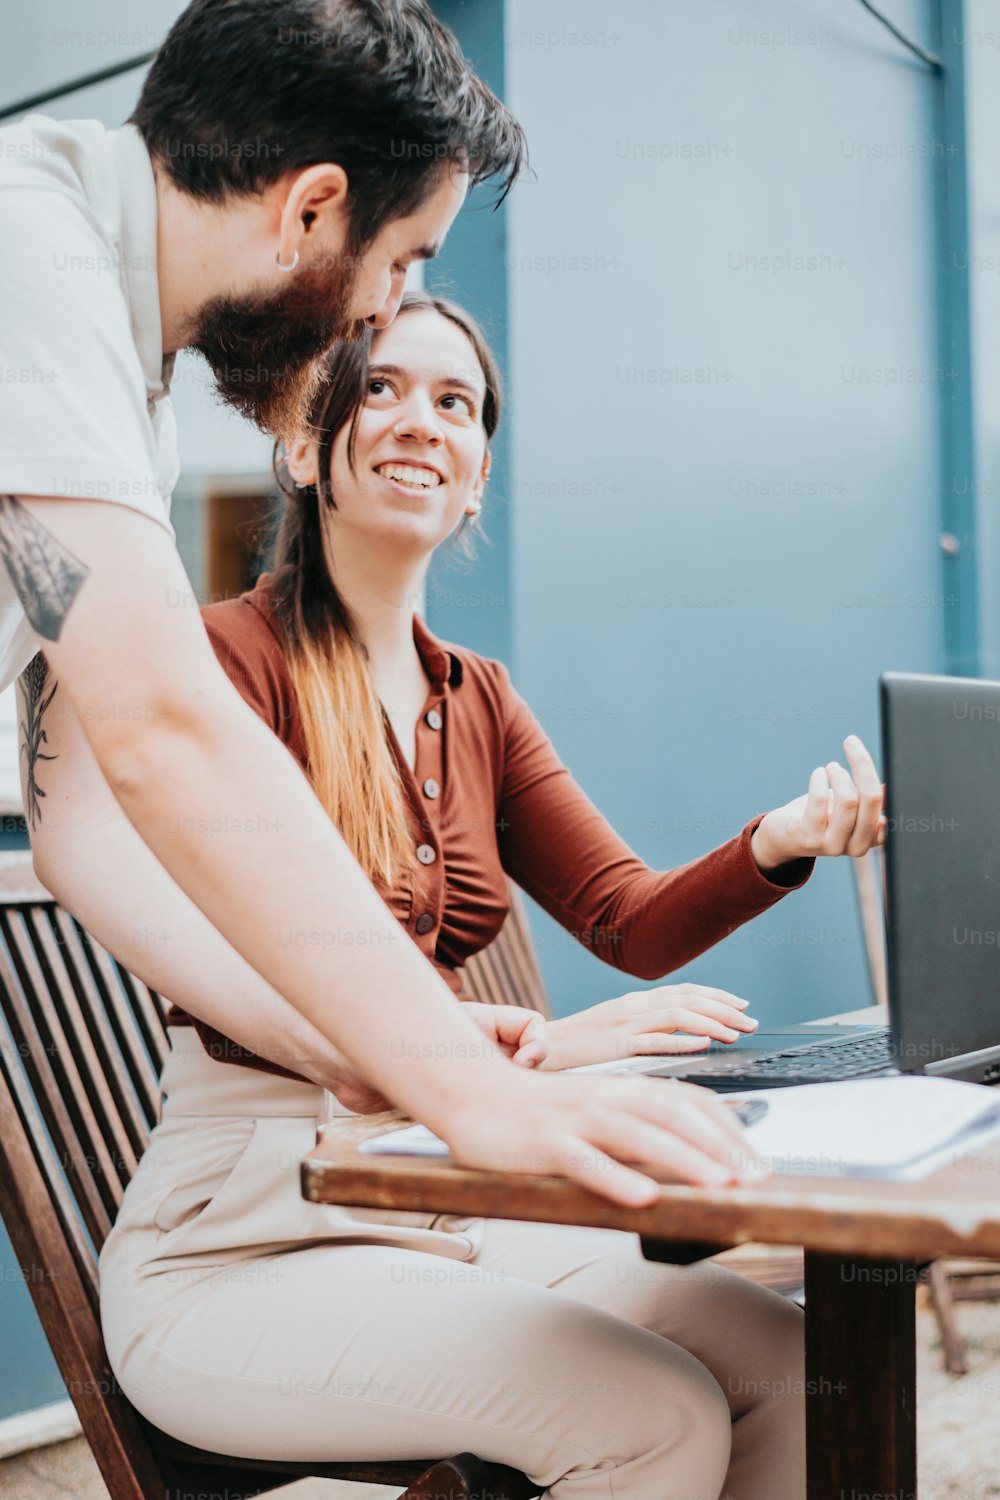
[542,984,757,1071]
[447,1070,765,1202]
[751,734,886,872]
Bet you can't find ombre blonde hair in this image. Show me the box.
[270,291,503,885]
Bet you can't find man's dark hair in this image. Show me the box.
[130,0,526,249]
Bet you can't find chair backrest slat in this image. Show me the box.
[0,999,100,1305]
[462,943,506,1009]
[106,957,170,1081]
[505,897,554,1014]
[0,908,119,1244]
[26,908,143,1181]
[49,908,162,1146]
[74,922,171,1080]
[462,885,552,1020]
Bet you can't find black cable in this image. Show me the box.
[0,50,156,123]
[854,0,943,73]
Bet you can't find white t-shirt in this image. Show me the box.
[0,113,179,691]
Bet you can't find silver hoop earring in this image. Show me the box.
[276,248,300,273]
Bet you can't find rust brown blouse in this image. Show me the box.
[165,574,814,1078]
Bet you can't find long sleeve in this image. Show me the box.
[495,665,813,981]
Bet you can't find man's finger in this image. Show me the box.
[664,1078,751,1145]
[588,1108,746,1186]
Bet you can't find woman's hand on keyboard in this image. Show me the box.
[541,984,758,1071]
[751,733,887,871]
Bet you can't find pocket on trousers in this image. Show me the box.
[152,1118,258,1235]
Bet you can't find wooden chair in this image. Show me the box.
[0,852,542,1500]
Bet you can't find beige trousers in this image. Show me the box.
[99,1029,805,1500]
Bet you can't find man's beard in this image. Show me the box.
[188,252,367,435]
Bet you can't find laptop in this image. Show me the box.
[629,671,1000,1091]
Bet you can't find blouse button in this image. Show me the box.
[415,913,435,936]
[416,844,436,865]
[422,778,441,799]
[425,708,443,731]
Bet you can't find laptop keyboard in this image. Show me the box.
[689,1030,894,1088]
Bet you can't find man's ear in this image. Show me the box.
[275,163,350,265]
[284,434,319,488]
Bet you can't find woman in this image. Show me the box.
[99,292,883,1500]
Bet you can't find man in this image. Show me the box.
[0,0,767,1202]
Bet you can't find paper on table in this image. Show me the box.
[359,1076,1000,1181]
[729,1076,1000,1180]
[360,1123,449,1157]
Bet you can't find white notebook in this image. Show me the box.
[359,1076,1000,1182]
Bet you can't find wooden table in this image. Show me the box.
[302,1092,1000,1500]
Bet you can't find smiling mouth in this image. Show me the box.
[374,462,443,492]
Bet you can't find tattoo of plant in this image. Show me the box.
[18,653,58,829]
[0,494,90,642]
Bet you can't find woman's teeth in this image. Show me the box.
[377,462,441,489]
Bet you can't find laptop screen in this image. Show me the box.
[881,671,1000,1082]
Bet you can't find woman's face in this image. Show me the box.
[322,307,490,559]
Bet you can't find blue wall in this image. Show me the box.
[501,0,966,1020]
[425,0,513,665]
[964,0,1000,677]
[0,1223,66,1423]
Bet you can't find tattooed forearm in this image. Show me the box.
[0,494,90,642]
[18,653,58,830]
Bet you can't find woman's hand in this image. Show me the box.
[751,733,886,873]
[542,984,757,1071]
[460,999,548,1067]
[327,1000,547,1113]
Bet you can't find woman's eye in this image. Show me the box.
[368,379,390,397]
[440,393,474,417]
